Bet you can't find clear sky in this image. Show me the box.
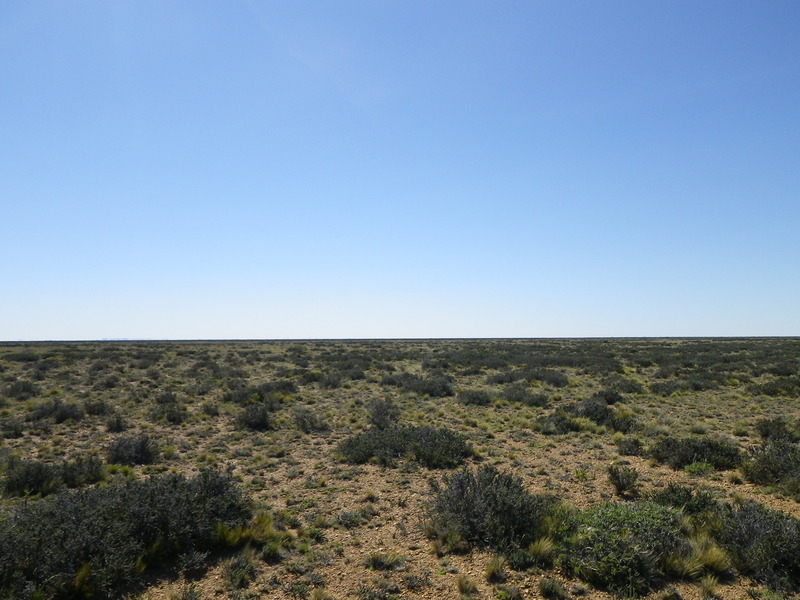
[2,1,798,340]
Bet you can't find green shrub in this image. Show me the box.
[502,383,548,407]
[84,398,109,416]
[617,436,643,456]
[754,417,799,442]
[0,470,250,599]
[380,372,454,397]
[564,502,689,597]
[224,549,257,589]
[337,426,471,469]
[4,380,39,400]
[2,457,62,497]
[538,411,581,435]
[538,577,569,600]
[741,440,800,487]
[236,403,274,431]
[715,500,800,590]
[293,406,330,433]
[105,412,127,433]
[648,484,719,516]
[649,435,741,471]
[368,398,400,430]
[458,389,492,406]
[427,464,558,553]
[608,463,640,498]
[1,417,24,439]
[106,433,159,465]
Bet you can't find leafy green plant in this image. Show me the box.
[564,501,689,597]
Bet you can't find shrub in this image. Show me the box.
[106,412,127,433]
[368,398,400,430]
[608,463,640,498]
[539,577,569,600]
[617,436,643,456]
[649,435,741,471]
[538,411,581,435]
[648,484,719,516]
[427,464,558,553]
[106,433,159,465]
[364,552,405,571]
[380,372,454,397]
[458,389,492,406]
[4,380,38,400]
[337,426,471,469]
[2,457,62,497]
[1,417,24,439]
[564,502,689,597]
[754,417,799,442]
[502,382,548,407]
[293,407,330,433]
[84,398,109,416]
[741,440,800,488]
[236,403,274,431]
[715,500,800,590]
[0,470,250,599]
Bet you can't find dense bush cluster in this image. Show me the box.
[105,433,160,465]
[337,426,472,468]
[380,372,454,397]
[742,439,800,498]
[649,434,741,471]
[426,464,558,553]
[563,502,688,597]
[0,470,250,599]
[2,455,105,497]
[715,500,800,590]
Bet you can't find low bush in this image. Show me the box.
[2,457,62,497]
[538,411,581,435]
[608,463,639,498]
[236,403,274,431]
[648,484,719,516]
[502,382,548,407]
[293,406,330,433]
[4,380,39,400]
[457,389,492,406]
[0,469,250,599]
[649,435,741,471]
[28,399,84,423]
[741,440,800,495]
[380,372,454,397]
[617,436,643,456]
[715,500,800,590]
[106,433,160,465]
[337,426,471,469]
[426,464,558,553]
[367,397,400,430]
[563,501,689,597]
[754,417,799,442]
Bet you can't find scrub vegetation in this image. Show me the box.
[1,338,799,599]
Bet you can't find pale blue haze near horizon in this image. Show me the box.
[1,1,798,340]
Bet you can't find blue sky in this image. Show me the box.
[2,1,798,340]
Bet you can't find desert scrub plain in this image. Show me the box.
[1,339,800,600]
